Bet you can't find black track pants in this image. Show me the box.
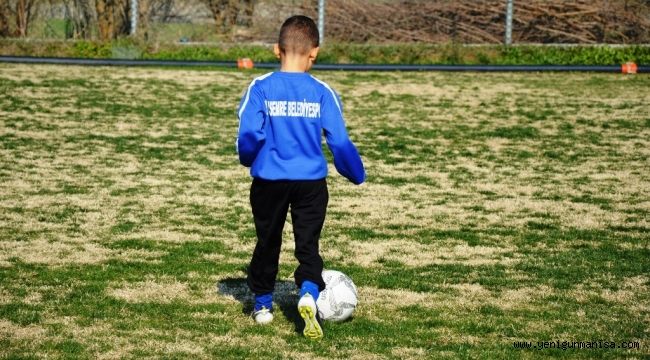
[247,178,328,295]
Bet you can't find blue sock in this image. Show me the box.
[299,280,320,301]
[254,292,273,312]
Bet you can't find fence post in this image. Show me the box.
[505,0,513,45]
[131,0,138,35]
[318,0,325,45]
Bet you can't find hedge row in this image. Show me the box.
[1,39,648,65]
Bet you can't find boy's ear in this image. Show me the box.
[273,44,281,59]
[309,47,320,64]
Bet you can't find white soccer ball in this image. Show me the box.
[316,269,358,322]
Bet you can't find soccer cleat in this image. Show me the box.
[253,306,273,325]
[298,293,323,339]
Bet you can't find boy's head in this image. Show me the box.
[278,15,319,55]
[274,15,319,71]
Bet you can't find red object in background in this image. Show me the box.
[238,58,254,69]
[621,62,637,74]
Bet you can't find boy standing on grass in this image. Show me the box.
[236,15,365,339]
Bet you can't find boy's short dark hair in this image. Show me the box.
[278,15,319,55]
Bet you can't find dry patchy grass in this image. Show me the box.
[0,64,648,359]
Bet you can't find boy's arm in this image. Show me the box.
[236,83,266,167]
[322,89,366,185]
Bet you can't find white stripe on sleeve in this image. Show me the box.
[238,72,273,119]
[311,75,342,114]
[236,72,273,154]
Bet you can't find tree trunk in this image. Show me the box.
[15,0,35,37]
[96,0,114,40]
[205,0,225,32]
[114,0,129,36]
[96,0,130,40]
[203,0,240,33]
[64,0,93,39]
[138,0,152,39]
[0,0,11,37]
[225,0,238,27]
[240,0,255,26]
[74,0,94,39]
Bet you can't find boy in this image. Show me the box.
[236,15,365,339]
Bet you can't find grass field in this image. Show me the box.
[0,64,648,359]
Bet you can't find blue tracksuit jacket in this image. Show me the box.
[236,72,365,185]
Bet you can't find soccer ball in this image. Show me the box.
[316,269,358,322]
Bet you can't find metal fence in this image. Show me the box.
[1,0,649,44]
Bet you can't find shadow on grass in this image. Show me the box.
[216,277,303,334]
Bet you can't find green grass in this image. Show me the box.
[0,64,648,359]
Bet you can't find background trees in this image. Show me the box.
[0,0,38,37]
[0,1,648,43]
[201,0,254,32]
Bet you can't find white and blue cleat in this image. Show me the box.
[253,306,273,325]
[298,293,323,340]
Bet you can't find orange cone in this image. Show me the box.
[621,62,637,74]
[238,58,254,69]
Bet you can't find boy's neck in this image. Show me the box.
[279,53,311,73]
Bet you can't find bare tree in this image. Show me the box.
[63,0,94,39]
[14,0,37,37]
[76,0,94,38]
[95,0,129,40]
[203,0,232,33]
[115,0,129,35]
[136,0,153,40]
[240,0,254,27]
[202,0,255,33]
[149,0,174,22]
[95,0,114,40]
[0,0,11,37]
